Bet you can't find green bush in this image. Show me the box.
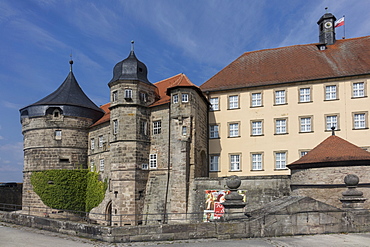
[31,169,107,212]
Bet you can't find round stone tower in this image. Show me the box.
[19,61,104,214]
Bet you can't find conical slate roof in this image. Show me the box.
[20,64,104,122]
[288,134,370,169]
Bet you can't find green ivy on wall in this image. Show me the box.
[31,169,107,212]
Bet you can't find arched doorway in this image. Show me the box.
[105,201,112,226]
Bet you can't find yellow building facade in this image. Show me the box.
[201,13,370,177]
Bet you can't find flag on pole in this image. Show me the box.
[335,17,345,28]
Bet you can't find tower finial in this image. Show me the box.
[69,52,73,72]
[131,40,134,52]
[325,7,328,13]
[331,126,335,136]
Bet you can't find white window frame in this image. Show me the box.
[299,88,311,103]
[275,119,287,134]
[98,135,104,148]
[228,95,239,109]
[182,93,189,103]
[99,159,104,171]
[124,88,132,99]
[182,126,187,136]
[229,123,239,137]
[354,112,367,129]
[275,90,286,105]
[353,82,365,98]
[251,153,263,171]
[55,130,62,140]
[251,92,262,107]
[149,154,157,169]
[153,120,161,135]
[230,154,241,171]
[209,124,219,139]
[325,85,337,100]
[140,120,148,135]
[113,119,118,135]
[251,121,263,136]
[142,163,148,170]
[326,115,338,131]
[91,138,95,150]
[210,97,219,111]
[275,152,286,170]
[173,94,179,104]
[300,117,312,133]
[90,161,95,172]
[209,155,219,172]
[112,91,118,102]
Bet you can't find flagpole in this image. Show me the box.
[343,15,346,39]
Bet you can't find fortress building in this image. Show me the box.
[20,44,209,225]
[20,12,370,225]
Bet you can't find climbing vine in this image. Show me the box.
[31,169,107,212]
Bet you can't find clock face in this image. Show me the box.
[325,22,332,28]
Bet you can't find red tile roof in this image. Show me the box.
[90,103,110,127]
[201,36,370,92]
[150,73,198,107]
[288,134,370,169]
[90,74,198,127]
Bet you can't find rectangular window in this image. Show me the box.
[182,93,189,102]
[91,139,95,150]
[251,121,263,136]
[326,115,338,130]
[209,124,219,138]
[251,93,262,107]
[142,163,148,170]
[300,117,312,132]
[55,130,62,140]
[229,123,239,137]
[99,159,104,171]
[275,90,286,105]
[229,95,239,109]
[113,120,118,135]
[90,161,95,172]
[173,94,179,104]
[182,126,187,135]
[124,89,132,99]
[153,121,161,135]
[112,91,118,102]
[98,135,104,148]
[209,155,219,171]
[275,119,287,134]
[353,82,365,98]
[252,153,263,171]
[354,113,366,129]
[275,152,286,169]
[149,154,157,169]
[299,88,311,102]
[325,85,337,100]
[300,151,309,157]
[230,154,240,171]
[210,97,219,111]
[140,92,147,102]
[140,120,148,135]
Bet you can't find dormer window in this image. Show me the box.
[124,89,132,100]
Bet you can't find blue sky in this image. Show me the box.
[1,0,370,182]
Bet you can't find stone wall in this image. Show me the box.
[2,197,370,243]
[290,166,370,209]
[0,184,22,209]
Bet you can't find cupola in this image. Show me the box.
[317,9,337,45]
[108,41,150,86]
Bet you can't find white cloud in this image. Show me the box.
[2,100,22,110]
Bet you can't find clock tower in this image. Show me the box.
[317,12,337,45]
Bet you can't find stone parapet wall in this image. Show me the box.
[2,205,370,243]
[290,166,370,209]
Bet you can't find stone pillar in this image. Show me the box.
[340,174,367,210]
[221,175,246,221]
